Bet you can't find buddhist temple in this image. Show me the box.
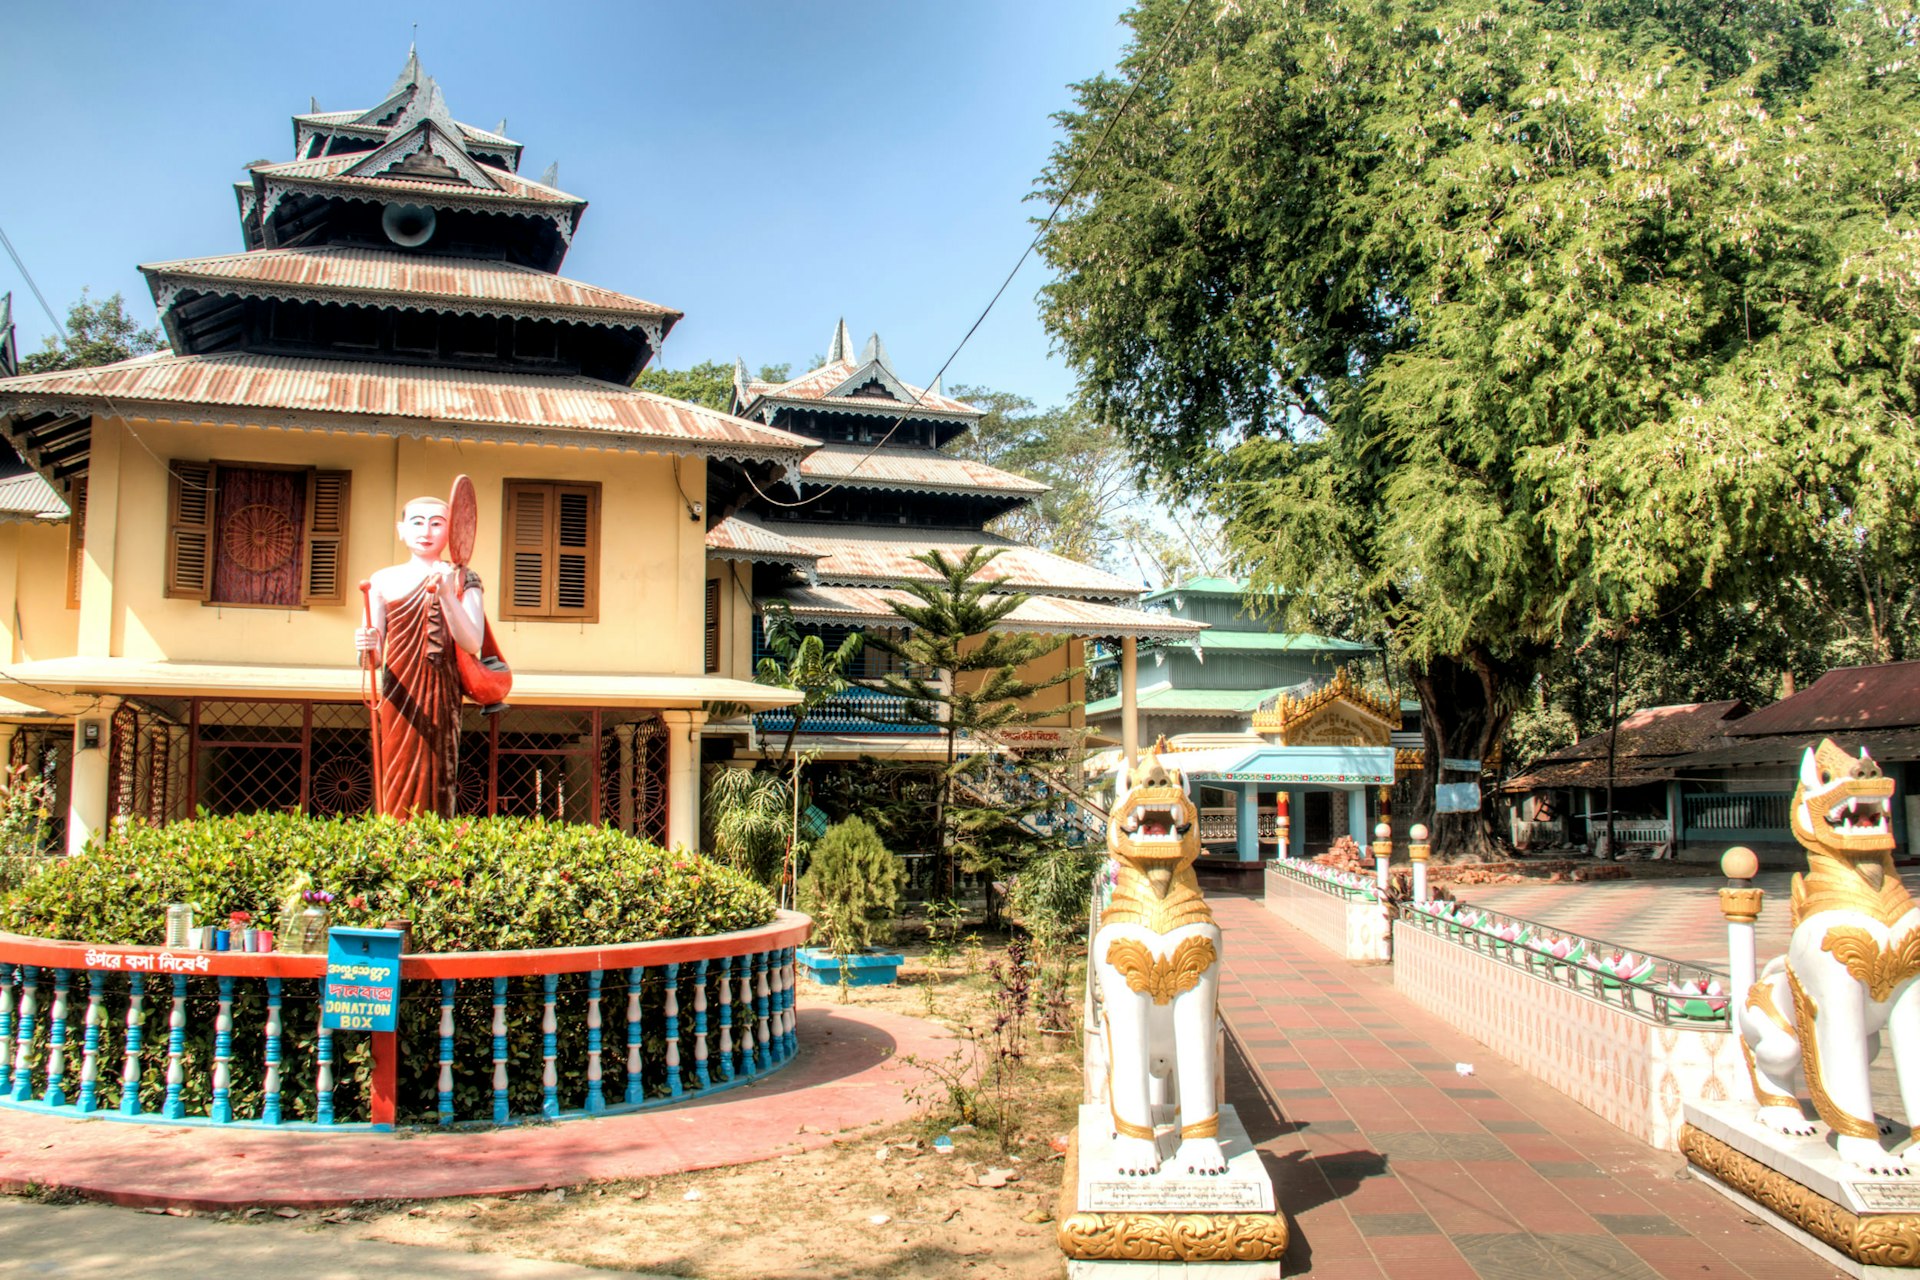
[701,320,1202,767]
[0,52,811,853]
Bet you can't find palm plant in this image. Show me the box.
[702,765,792,886]
[755,602,864,903]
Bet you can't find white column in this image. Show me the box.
[660,709,707,853]
[1409,824,1430,902]
[67,708,117,855]
[1120,636,1139,772]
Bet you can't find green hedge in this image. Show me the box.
[0,812,776,950]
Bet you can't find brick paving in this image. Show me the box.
[1215,893,1843,1279]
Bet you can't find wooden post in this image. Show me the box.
[371,1029,398,1129]
[1120,636,1139,772]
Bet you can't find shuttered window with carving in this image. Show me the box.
[500,479,599,622]
[165,461,351,607]
[704,579,721,673]
[64,477,87,610]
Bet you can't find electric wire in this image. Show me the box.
[738,0,1204,512]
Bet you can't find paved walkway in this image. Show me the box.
[0,1198,675,1279]
[1215,893,1844,1280]
[0,1006,944,1210]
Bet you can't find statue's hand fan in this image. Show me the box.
[445,474,513,712]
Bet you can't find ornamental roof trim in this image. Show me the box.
[765,521,1142,599]
[796,444,1047,497]
[140,247,679,333]
[0,352,814,465]
[252,152,581,206]
[705,515,825,567]
[739,349,978,421]
[767,583,1206,641]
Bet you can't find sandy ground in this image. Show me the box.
[221,942,1082,1279]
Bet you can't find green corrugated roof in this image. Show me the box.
[1089,630,1371,666]
[1142,575,1248,602]
[1085,684,1289,718]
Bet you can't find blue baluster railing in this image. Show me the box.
[261,977,283,1124]
[714,955,734,1083]
[0,963,14,1096]
[491,976,510,1124]
[314,981,335,1125]
[11,966,38,1101]
[691,959,710,1089]
[163,975,189,1119]
[437,979,457,1124]
[585,970,606,1114]
[736,959,756,1080]
[753,952,771,1073]
[541,972,560,1121]
[210,975,235,1123]
[663,962,682,1099]
[118,973,143,1115]
[624,966,644,1105]
[77,971,104,1113]
[44,969,69,1107]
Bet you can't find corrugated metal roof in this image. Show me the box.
[745,356,978,416]
[0,352,814,461]
[1086,684,1288,718]
[1501,700,1750,793]
[770,583,1205,640]
[705,515,823,564]
[767,522,1141,599]
[0,471,66,521]
[797,445,1046,496]
[1729,662,1920,737]
[294,110,520,150]
[255,153,580,205]
[1142,576,1250,601]
[142,248,678,323]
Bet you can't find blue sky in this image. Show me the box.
[0,1,1132,407]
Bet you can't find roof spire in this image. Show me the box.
[538,161,559,188]
[495,118,508,135]
[389,42,423,98]
[733,357,752,404]
[0,293,16,380]
[826,317,853,364]
[859,331,892,373]
[929,373,943,398]
[310,95,321,113]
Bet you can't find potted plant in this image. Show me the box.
[796,816,906,986]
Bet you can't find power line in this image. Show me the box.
[741,0,1204,511]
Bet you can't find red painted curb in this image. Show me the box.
[0,1004,948,1211]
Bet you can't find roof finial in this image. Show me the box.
[859,331,891,372]
[929,373,943,398]
[733,357,752,404]
[389,40,424,97]
[495,118,508,135]
[826,317,853,364]
[310,95,321,113]
[538,161,559,188]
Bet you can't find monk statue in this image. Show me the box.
[355,495,485,818]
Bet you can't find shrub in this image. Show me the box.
[0,813,780,1125]
[0,811,775,950]
[798,816,902,954]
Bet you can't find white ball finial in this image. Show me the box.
[1410,823,1430,843]
[1373,822,1392,842]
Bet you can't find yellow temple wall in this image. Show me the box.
[85,417,708,677]
[0,521,79,663]
[702,558,755,683]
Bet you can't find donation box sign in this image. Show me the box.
[323,927,403,1032]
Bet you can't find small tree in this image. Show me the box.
[20,289,161,374]
[702,766,792,886]
[798,816,903,954]
[863,547,1082,913]
[754,601,863,904]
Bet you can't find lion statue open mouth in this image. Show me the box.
[1735,739,1920,1175]
[1094,740,1226,1177]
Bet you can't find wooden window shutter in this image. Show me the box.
[501,480,599,621]
[504,481,550,617]
[704,579,721,673]
[64,477,87,610]
[165,461,214,600]
[551,484,598,620]
[302,470,350,605]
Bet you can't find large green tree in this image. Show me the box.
[1036,0,1920,857]
[20,290,161,374]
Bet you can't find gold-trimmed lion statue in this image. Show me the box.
[1095,741,1226,1177]
[1735,739,1920,1174]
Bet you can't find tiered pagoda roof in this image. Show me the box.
[0,51,810,494]
[715,318,1203,646]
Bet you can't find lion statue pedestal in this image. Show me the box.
[1681,740,1920,1277]
[1057,743,1288,1276]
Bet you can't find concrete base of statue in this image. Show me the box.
[1057,1103,1287,1277]
[1682,1097,1920,1277]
